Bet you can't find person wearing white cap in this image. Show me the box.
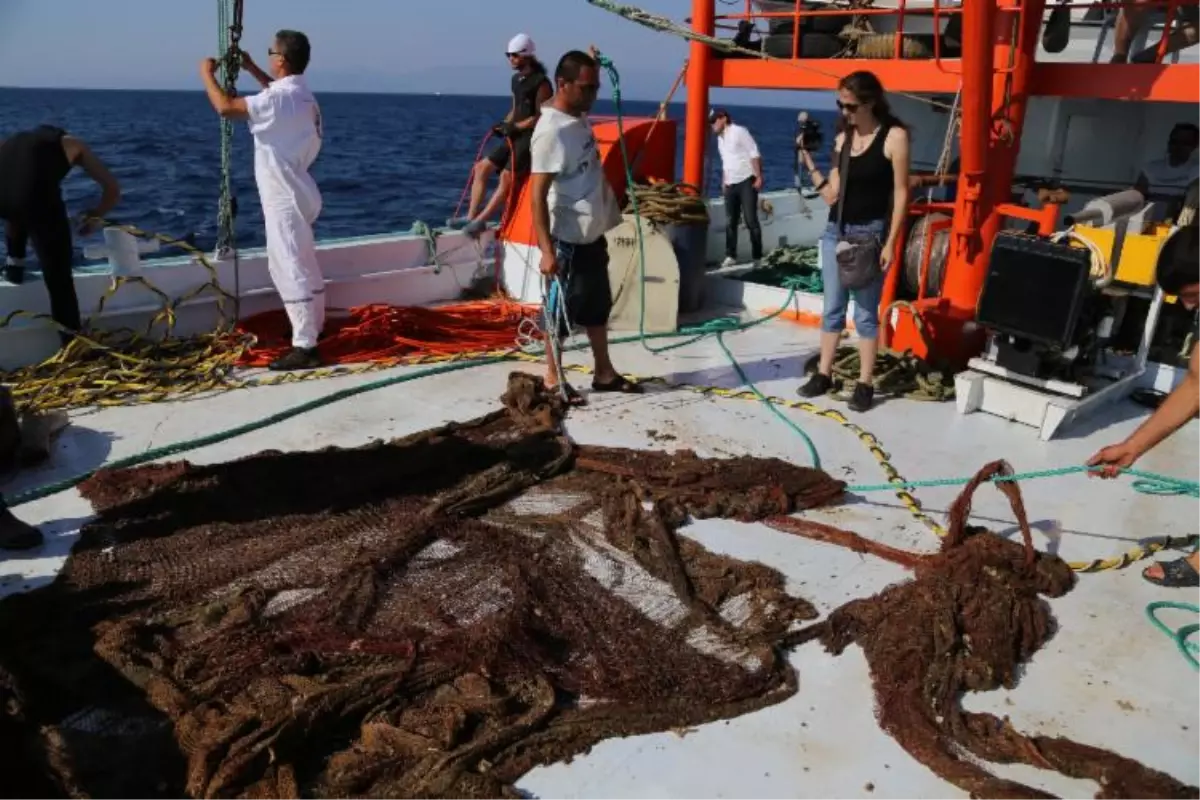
[461,34,552,236]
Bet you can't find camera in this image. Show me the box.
[795,111,823,152]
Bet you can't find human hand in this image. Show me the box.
[77,214,102,237]
[238,49,257,70]
[539,249,558,276]
[1086,441,1140,478]
[880,241,895,271]
[201,57,219,77]
[753,176,763,191]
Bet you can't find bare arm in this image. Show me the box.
[63,136,120,221]
[531,172,556,258]
[1090,343,1199,474]
[801,131,842,205]
[240,52,273,90]
[1125,343,1199,455]
[883,126,912,252]
[201,59,250,120]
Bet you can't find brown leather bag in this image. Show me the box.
[833,127,884,291]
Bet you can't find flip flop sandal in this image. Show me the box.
[1143,556,1200,588]
[592,375,644,394]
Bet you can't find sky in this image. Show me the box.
[0,0,834,108]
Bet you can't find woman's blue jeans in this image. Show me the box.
[819,218,887,339]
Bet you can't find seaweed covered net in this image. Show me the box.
[0,373,845,799]
[770,462,1199,800]
[2,374,1196,800]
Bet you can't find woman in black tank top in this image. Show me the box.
[795,71,912,412]
[0,126,121,343]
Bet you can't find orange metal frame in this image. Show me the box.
[684,0,1197,366]
[500,117,677,248]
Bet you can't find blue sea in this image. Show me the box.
[0,88,836,258]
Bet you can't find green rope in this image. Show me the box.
[739,245,823,293]
[847,466,1200,498]
[1146,601,1200,670]
[716,330,821,469]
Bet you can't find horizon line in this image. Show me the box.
[0,85,832,109]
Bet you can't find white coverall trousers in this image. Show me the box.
[257,154,325,350]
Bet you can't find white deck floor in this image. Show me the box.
[2,319,1197,798]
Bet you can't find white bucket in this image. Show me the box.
[81,227,160,277]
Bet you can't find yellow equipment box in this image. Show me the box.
[1070,223,1178,302]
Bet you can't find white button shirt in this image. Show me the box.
[717,123,761,186]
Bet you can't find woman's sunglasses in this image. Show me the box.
[837,100,861,113]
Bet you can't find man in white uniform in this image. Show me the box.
[1135,123,1200,222]
[530,48,642,405]
[711,108,764,268]
[201,30,325,371]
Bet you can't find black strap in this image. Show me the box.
[835,126,855,235]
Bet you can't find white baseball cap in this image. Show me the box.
[507,33,535,57]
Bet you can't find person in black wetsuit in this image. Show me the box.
[0,125,121,343]
[461,33,552,236]
[0,494,41,551]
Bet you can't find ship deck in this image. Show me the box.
[2,317,1197,798]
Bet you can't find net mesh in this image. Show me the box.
[1,377,1195,799]
[0,372,843,799]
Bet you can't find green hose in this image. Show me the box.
[1146,601,1200,670]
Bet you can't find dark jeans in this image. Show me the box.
[723,177,763,261]
[3,208,82,340]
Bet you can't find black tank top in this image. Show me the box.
[0,125,72,213]
[511,68,550,128]
[833,122,895,225]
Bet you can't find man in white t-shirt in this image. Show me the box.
[711,108,764,268]
[1135,122,1199,221]
[530,48,642,405]
[201,30,326,371]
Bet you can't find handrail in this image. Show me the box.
[708,0,1196,66]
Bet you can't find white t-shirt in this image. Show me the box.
[717,123,761,186]
[1140,152,1199,197]
[246,74,324,222]
[530,105,622,245]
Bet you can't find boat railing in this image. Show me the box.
[712,1,967,63]
[708,0,1196,66]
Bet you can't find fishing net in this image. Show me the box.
[2,375,1195,799]
[771,462,1199,800]
[0,372,844,799]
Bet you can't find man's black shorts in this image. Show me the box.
[486,133,533,174]
[544,237,612,339]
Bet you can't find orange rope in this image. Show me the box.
[236,301,539,368]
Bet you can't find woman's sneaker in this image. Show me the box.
[848,381,875,412]
[798,372,833,398]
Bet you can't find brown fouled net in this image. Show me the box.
[0,372,845,799]
[769,461,1199,800]
[1,376,1196,799]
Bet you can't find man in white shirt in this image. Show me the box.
[711,108,764,267]
[1135,123,1200,222]
[530,48,643,405]
[201,30,326,371]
